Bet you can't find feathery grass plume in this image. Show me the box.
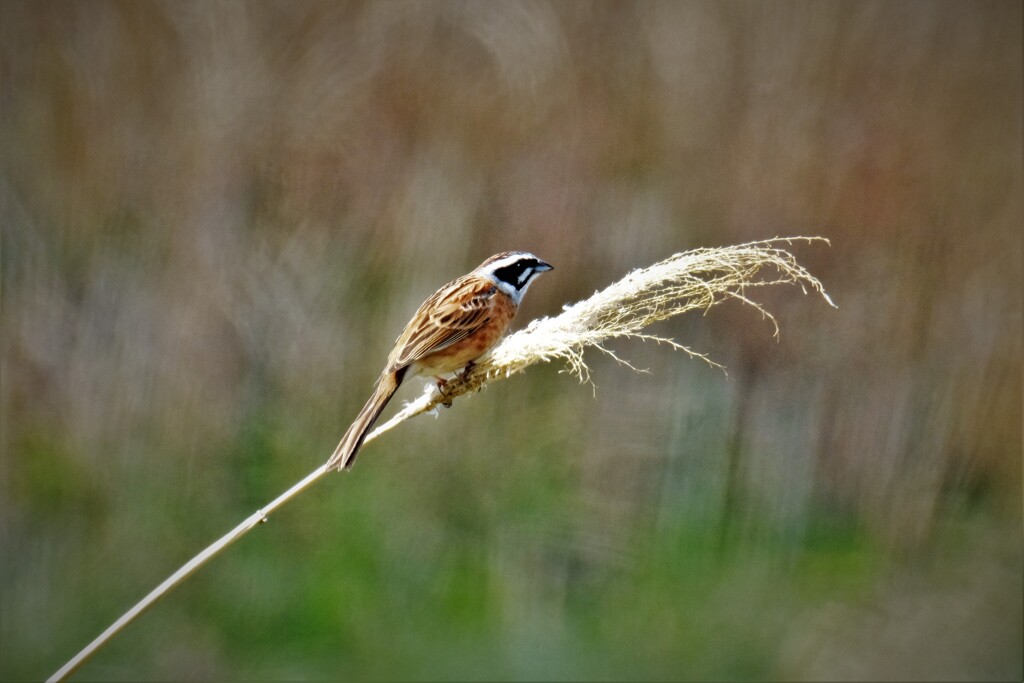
[366,236,834,441]
[48,237,832,681]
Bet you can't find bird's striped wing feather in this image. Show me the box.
[387,275,496,371]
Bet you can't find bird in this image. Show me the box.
[325,251,553,471]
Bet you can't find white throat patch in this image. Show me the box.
[492,276,525,304]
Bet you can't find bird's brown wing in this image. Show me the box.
[386,275,497,371]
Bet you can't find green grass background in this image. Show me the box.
[2,2,1021,680]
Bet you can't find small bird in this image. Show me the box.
[326,251,553,471]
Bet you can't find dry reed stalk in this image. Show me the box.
[49,237,833,681]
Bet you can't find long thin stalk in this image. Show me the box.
[47,464,329,681]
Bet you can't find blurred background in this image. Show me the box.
[1,1,1020,680]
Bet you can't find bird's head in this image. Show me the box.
[478,251,554,304]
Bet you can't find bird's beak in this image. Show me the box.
[536,259,554,272]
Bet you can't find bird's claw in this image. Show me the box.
[435,377,453,408]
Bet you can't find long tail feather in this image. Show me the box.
[326,371,402,471]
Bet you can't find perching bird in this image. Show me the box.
[326,251,553,471]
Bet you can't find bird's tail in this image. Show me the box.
[325,370,403,471]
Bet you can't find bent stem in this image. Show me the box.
[49,237,834,681]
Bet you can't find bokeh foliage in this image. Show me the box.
[1,1,1020,680]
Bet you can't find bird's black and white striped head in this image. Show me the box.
[478,251,553,304]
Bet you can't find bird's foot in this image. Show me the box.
[458,360,476,382]
[435,376,453,407]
